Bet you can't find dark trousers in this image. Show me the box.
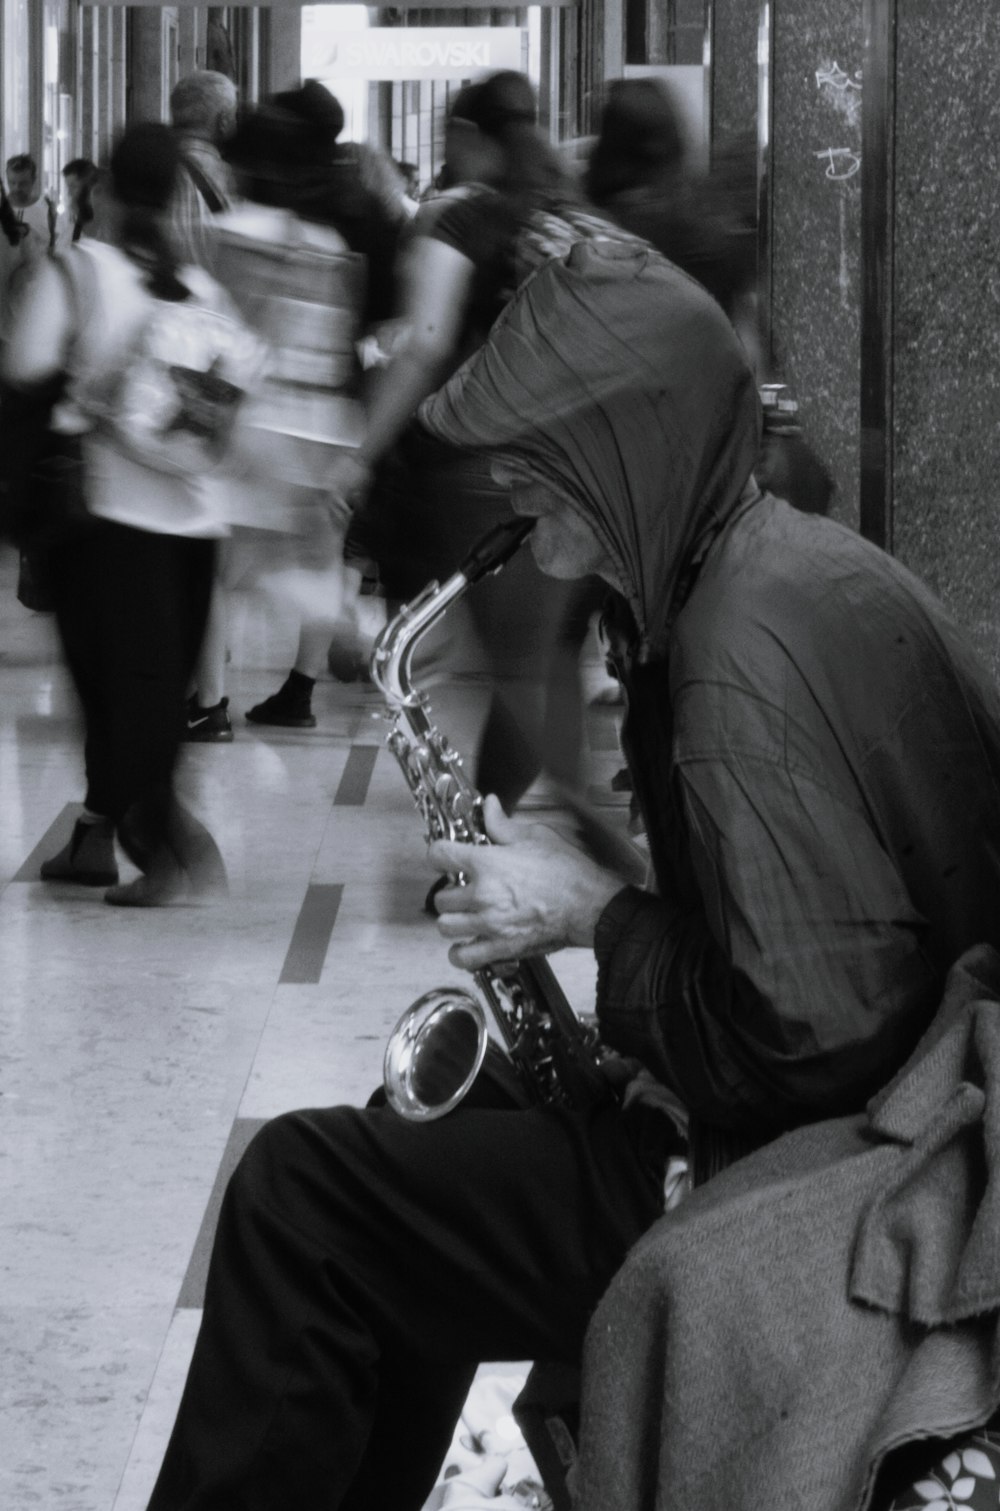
[48,519,215,836]
[147,1073,665,1511]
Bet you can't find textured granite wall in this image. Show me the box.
[768,0,864,528]
[708,0,759,152]
[890,5,1000,677]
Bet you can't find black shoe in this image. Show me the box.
[41,816,119,886]
[246,683,317,729]
[184,695,234,743]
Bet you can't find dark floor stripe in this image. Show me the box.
[177,1118,266,1309]
[279,883,344,984]
[334,743,378,806]
[12,802,82,882]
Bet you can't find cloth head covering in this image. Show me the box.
[419,237,761,661]
[448,70,538,138]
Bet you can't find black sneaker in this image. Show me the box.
[184,696,234,743]
[246,688,317,729]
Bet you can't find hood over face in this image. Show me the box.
[420,237,761,661]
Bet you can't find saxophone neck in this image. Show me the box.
[369,519,534,709]
[369,569,468,709]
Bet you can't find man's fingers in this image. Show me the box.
[481,793,518,845]
[448,940,524,972]
[427,839,476,878]
[435,906,480,936]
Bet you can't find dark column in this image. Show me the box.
[128,8,167,124]
[760,0,865,528]
[707,0,759,154]
[261,7,302,95]
[870,1,1000,676]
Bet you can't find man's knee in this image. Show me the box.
[225,1106,362,1215]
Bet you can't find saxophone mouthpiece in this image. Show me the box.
[459,518,534,585]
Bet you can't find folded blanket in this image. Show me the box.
[576,944,1000,1511]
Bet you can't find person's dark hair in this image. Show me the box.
[63,158,98,235]
[585,78,687,205]
[63,157,97,184]
[6,153,37,179]
[446,70,571,209]
[271,79,345,155]
[109,123,189,302]
[396,160,420,194]
[0,180,18,246]
[226,94,403,326]
[225,101,330,211]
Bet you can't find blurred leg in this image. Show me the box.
[191,571,227,709]
[468,549,583,811]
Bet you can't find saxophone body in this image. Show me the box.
[370,519,608,1121]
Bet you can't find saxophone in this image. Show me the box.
[370,518,609,1121]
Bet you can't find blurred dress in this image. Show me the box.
[354,179,601,810]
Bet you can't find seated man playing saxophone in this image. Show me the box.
[146,237,1000,1511]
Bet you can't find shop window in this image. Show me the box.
[626,0,706,67]
[43,1,76,198]
[2,0,34,168]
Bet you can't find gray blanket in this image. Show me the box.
[575,944,1000,1511]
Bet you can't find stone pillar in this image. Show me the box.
[177,9,201,78]
[97,5,127,157]
[759,0,864,528]
[707,0,758,154]
[129,8,168,124]
[863,1,1000,675]
[261,6,301,96]
[79,5,98,161]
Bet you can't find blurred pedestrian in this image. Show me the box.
[271,79,409,332]
[332,70,601,828]
[587,80,833,516]
[1,123,237,905]
[585,79,756,345]
[61,158,98,243]
[0,154,64,339]
[169,69,238,266]
[210,99,368,732]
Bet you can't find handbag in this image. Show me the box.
[1,254,93,610]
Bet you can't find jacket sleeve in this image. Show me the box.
[594,755,939,1135]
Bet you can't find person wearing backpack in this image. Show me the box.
[326,72,603,838]
[0,123,250,906]
[169,69,238,268]
[215,95,374,734]
[0,154,65,340]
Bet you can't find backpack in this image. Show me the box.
[514,202,649,288]
[86,265,268,478]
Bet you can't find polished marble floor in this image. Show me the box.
[0,544,629,1511]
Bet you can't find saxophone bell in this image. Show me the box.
[383,987,489,1121]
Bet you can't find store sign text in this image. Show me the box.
[312,29,525,82]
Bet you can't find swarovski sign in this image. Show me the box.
[312,28,526,82]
